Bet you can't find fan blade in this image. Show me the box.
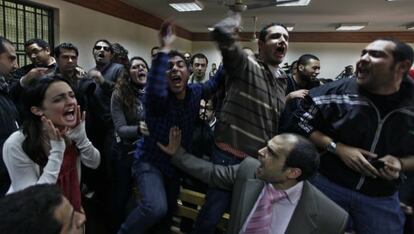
[246,0,300,9]
[246,1,275,9]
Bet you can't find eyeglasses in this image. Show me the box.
[94,46,110,52]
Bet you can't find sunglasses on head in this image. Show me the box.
[94,45,110,52]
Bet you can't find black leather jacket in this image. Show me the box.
[293,77,414,197]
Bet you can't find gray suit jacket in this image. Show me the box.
[172,148,348,234]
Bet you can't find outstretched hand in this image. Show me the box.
[157,127,181,156]
[159,19,176,49]
[214,11,242,34]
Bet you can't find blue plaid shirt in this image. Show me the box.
[135,52,222,177]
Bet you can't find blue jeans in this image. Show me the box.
[192,146,242,234]
[118,161,180,234]
[311,174,405,234]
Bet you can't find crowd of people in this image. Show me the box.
[0,11,414,234]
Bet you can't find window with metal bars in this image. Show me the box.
[0,0,54,67]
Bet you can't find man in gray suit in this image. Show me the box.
[159,130,348,234]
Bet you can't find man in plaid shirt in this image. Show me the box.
[118,21,222,234]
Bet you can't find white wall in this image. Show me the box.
[192,41,367,79]
[37,0,192,70]
[36,1,413,78]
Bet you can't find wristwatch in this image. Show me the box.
[326,141,337,153]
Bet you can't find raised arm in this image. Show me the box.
[211,13,250,80]
[145,21,175,113]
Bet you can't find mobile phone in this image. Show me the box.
[371,160,385,169]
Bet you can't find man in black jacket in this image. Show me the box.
[0,37,20,196]
[53,42,95,112]
[289,38,414,233]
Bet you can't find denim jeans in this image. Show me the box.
[192,146,242,234]
[311,174,405,234]
[118,161,180,234]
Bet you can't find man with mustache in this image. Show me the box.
[9,39,56,114]
[52,43,95,112]
[12,38,56,84]
[285,54,321,100]
[279,54,321,133]
[194,13,289,233]
[290,38,414,233]
[188,53,208,84]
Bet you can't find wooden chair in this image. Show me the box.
[175,188,230,232]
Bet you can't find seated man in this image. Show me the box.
[0,184,86,234]
[159,129,348,234]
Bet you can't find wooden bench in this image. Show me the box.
[175,188,230,231]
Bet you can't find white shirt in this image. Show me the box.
[267,64,284,80]
[3,126,100,194]
[240,181,304,234]
[188,73,207,84]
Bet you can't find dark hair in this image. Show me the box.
[282,134,320,181]
[151,46,160,57]
[259,23,288,42]
[130,56,149,71]
[377,38,414,64]
[190,53,208,66]
[114,56,148,112]
[0,36,13,54]
[169,50,190,68]
[0,184,63,234]
[92,39,113,54]
[21,76,73,167]
[24,38,50,50]
[297,54,319,67]
[112,42,129,64]
[377,38,414,77]
[290,60,298,73]
[54,42,79,58]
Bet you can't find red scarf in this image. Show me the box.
[56,143,81,211]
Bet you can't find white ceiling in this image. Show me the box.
[122,0,414,33]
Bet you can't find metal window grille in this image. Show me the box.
[0,0,54,67]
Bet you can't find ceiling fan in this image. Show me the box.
[220,0,301,12]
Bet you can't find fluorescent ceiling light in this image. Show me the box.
[407,23,414,30]
[285,24,295,31]
[277,0,311,7]
[336,24,366,31]
[169,0,203,12]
